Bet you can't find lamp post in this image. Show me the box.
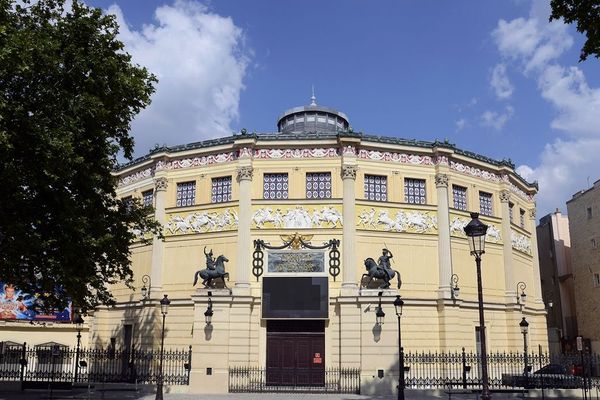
[73,314,84,383]
[204,297,213,325]
[451,274,460,300]
[464,212,491,400]
[393,295,405,400]
[520,317,529,388]
[516,281,527,308]
[141,274,151,300]
[156,294,170,400]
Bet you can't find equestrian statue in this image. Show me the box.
[193,247,230,288]
[362,248,402,289]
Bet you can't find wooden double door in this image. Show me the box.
[266,320,325,387]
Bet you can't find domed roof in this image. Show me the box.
[277,90,349,134]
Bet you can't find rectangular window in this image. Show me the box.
[587,207,593,219]
[211,176,232,203]
[452,185,467,211]
[122,196,133,211]
[306,172,332,199]
[364,174,387,202]
[479,192,493,216]
[405,178,426,204]
[263,173,289,200]
[520,209,526,228]
[142,190,153,207]
[594,273,600,288]
[509,202,514,222]
[176,181,196,207]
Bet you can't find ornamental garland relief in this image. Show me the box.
[511,231,532,255]
[165,208,239,235]
[356,206,438,234]
[448,216,502,244]
[358,149,433,165]
[252,205,343,229]
[253,148,339,159]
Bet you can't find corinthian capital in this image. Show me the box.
[154,177,168,192]
[341,165,357,180]
[236,166,254,182]
[435,173,448,188]
[499,190,511,203]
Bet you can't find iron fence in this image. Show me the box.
[404,348,600,391]
[0,343,192,386]
[229,366,361,393]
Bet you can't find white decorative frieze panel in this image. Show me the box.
[118,168,153,187]
[251,205,343,229]
[155,152,235,171]
[356,206,438,234]
[165,207,238,235]
[450,161,501,183]
[509,182,535,202]
[358,150,433,166]
[449,216,503,244]
[253,148,339,159]
[511,231,532,255]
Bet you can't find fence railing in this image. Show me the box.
[0,343,192,386]
[404,348,600,391]
[229,366,361,393]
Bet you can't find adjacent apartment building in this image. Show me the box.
[567,178,600,353]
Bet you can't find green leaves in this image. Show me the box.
[0,0,159,312]
[550,0,600,62]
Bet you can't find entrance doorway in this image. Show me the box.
[266,320,325,387]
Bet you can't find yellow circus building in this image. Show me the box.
[101,99,545,395]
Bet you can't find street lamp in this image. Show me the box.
[204,297,213,325]
[73,314,84,383]
[516,281,527,307]
[520,317,529,388]
[141,274,151,300]
[156,294,170,400]
[393,295,405,400]
[451,274,460,300]
[464,212,491,400]
[375,291,385,326]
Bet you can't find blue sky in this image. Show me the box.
[87,0,600,218]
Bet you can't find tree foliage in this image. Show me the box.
[0,0,160,312]
[550,0,600,61]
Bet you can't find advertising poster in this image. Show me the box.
[0,282,71,321]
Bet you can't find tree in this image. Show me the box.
[550,0,600,62]
[0,0,160,312]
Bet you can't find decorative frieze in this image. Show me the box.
[511,231,532,255]
[449,216,502,244]
[342,145,356,156]
[450,161,501,183]
[165,208,238,235]
[356,206,438,234]
[434,155,449,166]
[119,168,152,187]
[358,149,433,165]
[238,147,253,158]
[253,148,339,159]
[155,152,235,171]
[510,182,535,202]
[252,205,343,229]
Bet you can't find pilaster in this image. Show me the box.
[529,208,543,303]
[341,162,358,292]
[235,164,253,293]
[499,189,515,300]
[435,173,452,299]
[150,175,168,292]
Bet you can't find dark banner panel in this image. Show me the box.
[262,277,328,319]
[0,282,71,321]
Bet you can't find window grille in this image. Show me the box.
[364,174,387,202]
[405,178,426,204]
[306,172,332,199]
[142,190,153,207]
[520,209,526,228]
[122,196,133,210]
[479,192,493,216]
[212,176,232,203]
[263,173,288,200]
[176,181,196,207]
[452,185,467,211]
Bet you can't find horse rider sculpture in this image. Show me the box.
[362,248,402,289]
[193,246,230,288]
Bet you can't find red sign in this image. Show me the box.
[313,353,322,364]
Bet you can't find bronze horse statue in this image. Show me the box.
[193,254,230,288]
[361,249,401,289]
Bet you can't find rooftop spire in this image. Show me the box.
[310,85,317,106]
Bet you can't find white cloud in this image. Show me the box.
[481,105,514,130]
[490,63,514,99]
[108,1,249,157]
[455,118,466,131]
[492,0,600,216]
